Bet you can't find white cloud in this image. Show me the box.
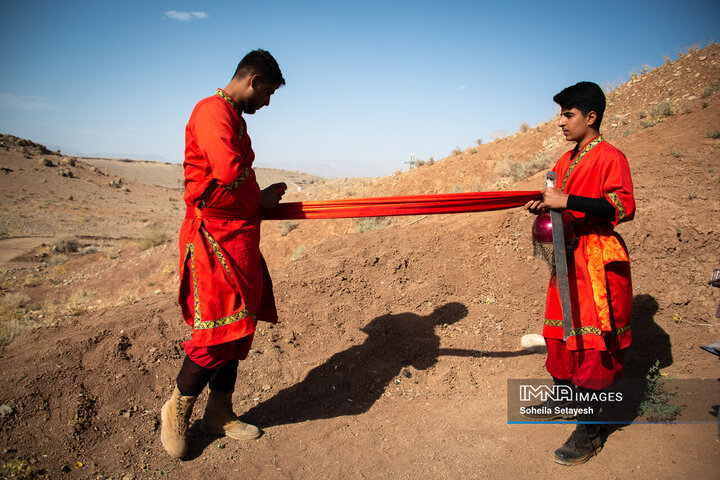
[0,93,52,111]
[165,10,208,21]
[458,85,468,91]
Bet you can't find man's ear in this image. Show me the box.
[586,110,598,128]
[249,74,263,90]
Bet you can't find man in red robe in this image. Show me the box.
[525,81,635,465]
[161,49,287,459]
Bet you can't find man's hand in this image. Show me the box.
[261,182,287,209]
[524,187,569,215]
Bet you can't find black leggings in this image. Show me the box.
[176,356,239,396]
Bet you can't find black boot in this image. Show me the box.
[553,388,604,465]
[523,378,576,420]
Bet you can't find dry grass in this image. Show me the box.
[279,220,299,237]
[139,229,170,250]
[292,245,307,260]
[354,217,391,233]
[0,292,31,345]
[494,152,553,181]
[53,236,79,253]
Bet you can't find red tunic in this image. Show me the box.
[178,89,278,349]
[542,135,635,352]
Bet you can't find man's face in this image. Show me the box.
[243,80,277,115]
[557,107,594,143]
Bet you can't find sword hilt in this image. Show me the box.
[546,171,557,189]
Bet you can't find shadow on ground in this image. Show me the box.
[242,301,534,429]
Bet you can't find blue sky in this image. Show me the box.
[1,1,718,178]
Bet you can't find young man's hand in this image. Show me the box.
[524,187,569,214]
[261,182,287,209]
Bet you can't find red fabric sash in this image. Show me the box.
[262,191,541,220]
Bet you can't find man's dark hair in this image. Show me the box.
[233,49,285,87]
[553,81,605,129]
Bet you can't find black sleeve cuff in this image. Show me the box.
[566,195,616,220]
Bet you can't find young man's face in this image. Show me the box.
[243,78,277,115]
[557,107,596,143]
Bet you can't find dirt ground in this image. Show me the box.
[0,45,719,479]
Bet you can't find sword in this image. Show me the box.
[546,172,573,340]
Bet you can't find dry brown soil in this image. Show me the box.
[0,45,719,479]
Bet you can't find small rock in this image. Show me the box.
[39,158,53,167]
[0,404,14,417]
[402,368,412,378]
[521,334,547,353]
[262,384,272,391]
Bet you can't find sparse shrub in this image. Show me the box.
[519,122,530,133]
[450,184,464,193]
[427,157,435,166]
[494,152,552,181]
[701,77,720,98]
[53,236,79,253]
[140,229,170,250]
[638,111,648,119]
[0,458,36,479]
[637,360,683,422]
[705,130,720,139]
[354,217,391,233]
[161,260,177,276]
[451,147,462,156]
[494,158,524,180]
[279,220,299,237]
[640,120,656,129]
[0,293,31,346]
[650,101,674,118]
[416,159,426,167]
[670,149,682,158]
[490,129,507,141]
[292,245,307,260]
[475,139,483,146]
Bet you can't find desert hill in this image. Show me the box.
[0,44,719,478]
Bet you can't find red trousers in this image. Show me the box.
[545,338,625,390]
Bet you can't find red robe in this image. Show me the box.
[543,135,635,352]
[178,89,277,348]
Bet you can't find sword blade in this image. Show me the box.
[546,172,573,340]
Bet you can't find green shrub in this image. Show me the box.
[705,130,720,139]
[53,236,79,253]
[650,101,674,118]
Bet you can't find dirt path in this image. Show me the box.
[0,236,53,267]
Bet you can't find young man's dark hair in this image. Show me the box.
[553,81,606,129]
[233,49,286,87]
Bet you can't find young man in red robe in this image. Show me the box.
[161,49,288,459]
[524,81,635,465]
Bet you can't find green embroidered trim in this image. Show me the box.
[201,227,233,279]
[187,233,257,331]
[544,319,563,327]
[607,192,626,221]
[215,89,245,138]
[543,318,631,337]
[222,167,250,191]
[216,88,239,112]
[186,243,202,326]
[561,135,604,190]
[194,308,256,331]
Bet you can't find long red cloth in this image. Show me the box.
[259,191,541,220]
